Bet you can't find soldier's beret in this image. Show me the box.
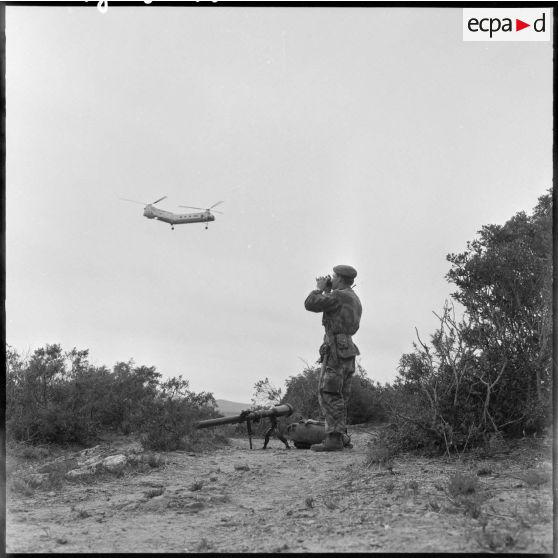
[333,265,357,279]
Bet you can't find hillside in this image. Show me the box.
[215,399,250,416]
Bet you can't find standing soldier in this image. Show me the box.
[304,265,362,452]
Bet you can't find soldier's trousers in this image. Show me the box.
[318,356,355,434]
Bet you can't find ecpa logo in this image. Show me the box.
[463,9,551,42]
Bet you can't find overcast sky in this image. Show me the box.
[6,5,552,403]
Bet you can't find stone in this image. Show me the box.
[79,456,105,469]
[141,453,164,467]
[79,445,101,457]
[66,467,95,480]
[102,454,128,473]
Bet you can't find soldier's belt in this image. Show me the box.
[324,333,359,359]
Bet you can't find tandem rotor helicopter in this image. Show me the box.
[120,196,224,230]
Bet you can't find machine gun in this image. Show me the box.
[195,403,293,449]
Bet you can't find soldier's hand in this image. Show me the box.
[316,276,329,292]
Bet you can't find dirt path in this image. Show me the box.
[6,427,553,553]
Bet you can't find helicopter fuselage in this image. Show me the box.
[143,205,215,225]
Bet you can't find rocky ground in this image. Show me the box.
[6,425,553,553]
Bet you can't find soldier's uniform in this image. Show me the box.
[304,265,362,446]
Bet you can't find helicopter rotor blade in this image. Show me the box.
[179,205,206,211]
[120,197,147,205]
[152,196,167,205]
[211,210,225,215]
[209,201,224,209]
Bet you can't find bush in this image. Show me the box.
[280,363,387,425]
[140,398,217,452]
[139,376,220,451]
[282,366,321,422]
[347,368,388,424]
[363,438,396,470]
[6,344,103,445]
[6,344,221,450]
[382,190,553,454]
[447,472,478,497]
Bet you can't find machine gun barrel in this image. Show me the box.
[195,403,293,429]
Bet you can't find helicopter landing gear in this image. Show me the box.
[171,225,174,231]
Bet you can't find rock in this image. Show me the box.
[66,467,96,480]
[102,454,128,473]
[79,456,105,469]
[141,453,164,467]
[79,445,101,457]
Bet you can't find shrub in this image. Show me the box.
[347,369,388,424]
[139,378,218,452]
[281,363,387,425]
[382,189,553,454]
[6,344,221,450]
[282,366,321,422]
[363,435,397,470]
[447,472,478,497]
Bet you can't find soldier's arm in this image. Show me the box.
[304,290,340,313]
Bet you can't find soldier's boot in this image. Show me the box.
[311,432,344,452]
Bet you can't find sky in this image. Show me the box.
[6,5,553,403]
